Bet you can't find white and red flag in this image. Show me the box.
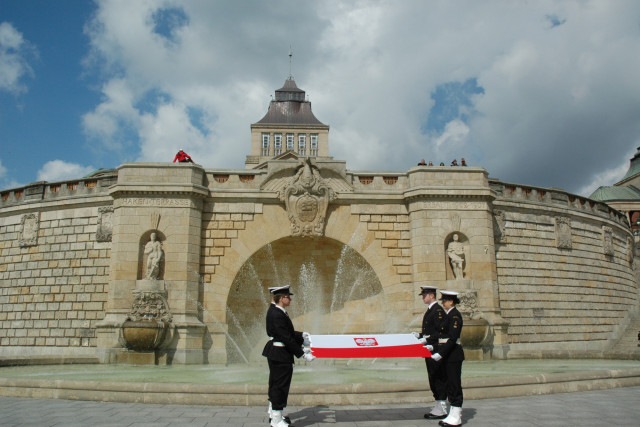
[309,334,432,358]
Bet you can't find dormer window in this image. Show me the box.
[298,134,306,156]
[262,133,270,156]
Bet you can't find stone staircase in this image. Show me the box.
[610,315,640,359]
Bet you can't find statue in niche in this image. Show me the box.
[447,233,465,280]
[144,232,163,280]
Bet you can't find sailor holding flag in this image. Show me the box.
[431,290,465,427]
[414,286,448,420]
[262,286,314,427]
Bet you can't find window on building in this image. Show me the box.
[298,134,306,156]
[286,133,294,151]
[261,133,270,156]
[310,134,318,157]
[274,133,282,156]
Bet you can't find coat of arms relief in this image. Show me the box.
[278,158,337,237]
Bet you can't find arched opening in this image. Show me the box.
[225,236,386,364]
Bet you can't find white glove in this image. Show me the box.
[302,353,315,362]
[431,353,442,362]
[302,331,311,346]
[418,337,427,344]
[303,347,312,354]
[425,345,434,352]
[411,331,420,339]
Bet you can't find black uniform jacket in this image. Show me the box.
[421,302,446,346]
[437,307,465,363]
[262,304,304,363]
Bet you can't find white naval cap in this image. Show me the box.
[439,290,460,302]
[270,285,293,296]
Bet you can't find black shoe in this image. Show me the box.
[425,412,447,419]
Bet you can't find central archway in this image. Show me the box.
[225,236,387,364]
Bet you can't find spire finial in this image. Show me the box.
[289,46,293,80]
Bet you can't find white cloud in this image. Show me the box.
[37,160,95,182]
[80,0,640,195]
[0,22,35,94]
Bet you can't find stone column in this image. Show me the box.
[96,163,209,364]
[405,166,509,359]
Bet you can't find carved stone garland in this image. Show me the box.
[127,290,172,323]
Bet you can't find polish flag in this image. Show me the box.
[309,334,432,358]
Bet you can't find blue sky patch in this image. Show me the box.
[424,78,484,133]
[545,14,567,28]
[152,7,189,43]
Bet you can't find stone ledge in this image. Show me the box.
[0,356,99,367]
[0,367,639,406]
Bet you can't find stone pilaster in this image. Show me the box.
[96,163,209,364]
[405,166,509,358]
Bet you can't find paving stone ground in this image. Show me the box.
[1,386,639,426]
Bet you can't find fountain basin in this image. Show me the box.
[460,318,490,348]
[122,319,169,351]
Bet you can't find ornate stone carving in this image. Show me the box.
[555,217,572,249]
[278,158,336,237]
[458,290,481,320]
[19,213,39,247]
[603,226,614,256]
[96,206,113,242]
[150,212,161,230]
[493,210,506,243]
[451,213,461,231]
[127,290,172,323]
[144,233,164,279]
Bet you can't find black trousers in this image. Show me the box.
[425,357,447,401]
[268,359,293,410]
[444,360,463,407]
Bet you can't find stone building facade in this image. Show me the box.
[0,78,638,364]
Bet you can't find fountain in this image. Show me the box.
[225,237,389,364]
[118,232,174,364]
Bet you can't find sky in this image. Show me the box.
[1,0,640,197]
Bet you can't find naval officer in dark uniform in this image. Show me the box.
[414,286,448,419]
[429,290,465,427]
[262,286,314,427]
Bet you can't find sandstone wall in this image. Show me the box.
[492,181,639,356]
[0,178,114,358]
[0,166,638,362]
